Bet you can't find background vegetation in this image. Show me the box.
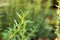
[0,0,58,40]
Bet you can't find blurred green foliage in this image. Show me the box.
[0,0,57,40]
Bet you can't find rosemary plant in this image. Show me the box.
[1,10,38,40]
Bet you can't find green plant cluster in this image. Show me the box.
[0,0,57,40]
